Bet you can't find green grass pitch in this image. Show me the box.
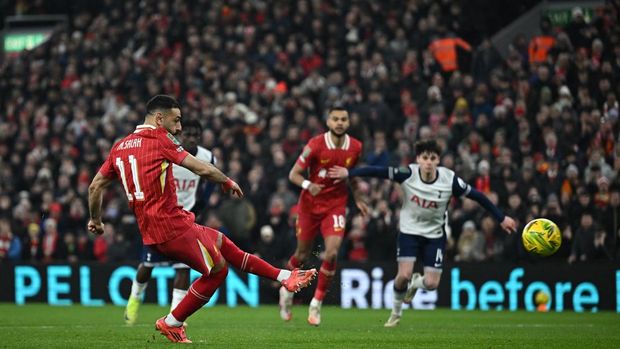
[1,304,618,348]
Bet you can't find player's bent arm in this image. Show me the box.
[88,172,114,222]
[182,154,243,197]
[181,153,228,184]
[289,163,308,188]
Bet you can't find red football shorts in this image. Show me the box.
[296,206,347,242]
[150,223,223,275]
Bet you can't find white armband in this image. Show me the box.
[301,180,311,190]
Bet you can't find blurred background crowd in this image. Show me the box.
[0,0,619,266]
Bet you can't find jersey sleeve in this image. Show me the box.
[349,166,412,183]
[451,175,472,197]
[296,144,314,170]
[98,154,117,179]
[465,188,505,222]
[158,132,190,165]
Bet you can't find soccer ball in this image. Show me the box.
[521,218,561,256]
[535,291,549,305]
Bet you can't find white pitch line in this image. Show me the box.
[472,323,595,328]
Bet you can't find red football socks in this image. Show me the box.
[314,260,336,301]
[286,255,301,270]
[172,265,228,321]
[219,235,279,280]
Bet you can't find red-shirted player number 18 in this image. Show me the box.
[332,215,345,230]
[115,155,145,201]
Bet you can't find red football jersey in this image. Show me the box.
[98,125,194,244]
[296,132,362,214]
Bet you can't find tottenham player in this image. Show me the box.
[280,106,368,326]
[88,95,317,343]
[124,119,216,325]
[329,140,516,327]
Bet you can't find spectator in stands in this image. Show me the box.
[603,187,620,260]
[344,214,369,262]
[41,218,61,263]
[568,211,598,263]
[455,220,485,262]
[529,17,556,65]
[429,34,472,73]
[472,38,502,83]
[0,219,21,261]
[480,216,504,261]
[365,199,397,261]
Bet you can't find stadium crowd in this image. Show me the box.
[0,0,619,266]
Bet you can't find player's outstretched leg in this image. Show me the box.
[219,233,317,290]
[403,273,422,303]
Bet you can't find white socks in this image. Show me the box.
[130,280,148,298]
[310,298,322,308]
[392,289,405,316]
[165,313,183,327]
[170,288,187,311]
[277,270,292,282]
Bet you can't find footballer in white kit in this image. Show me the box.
[329,140,516,327]
[125,119,216,325]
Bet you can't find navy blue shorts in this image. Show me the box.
[396,232,446,269]
[141,246,189,269]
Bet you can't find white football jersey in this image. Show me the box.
[172,146,215,210]
[399,164,470,238]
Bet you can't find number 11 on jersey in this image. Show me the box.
[116,155,145,201]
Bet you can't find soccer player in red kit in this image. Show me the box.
[87,95,317,343]
[279,106,368,326]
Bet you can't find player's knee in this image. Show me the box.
[394,276,408,290]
